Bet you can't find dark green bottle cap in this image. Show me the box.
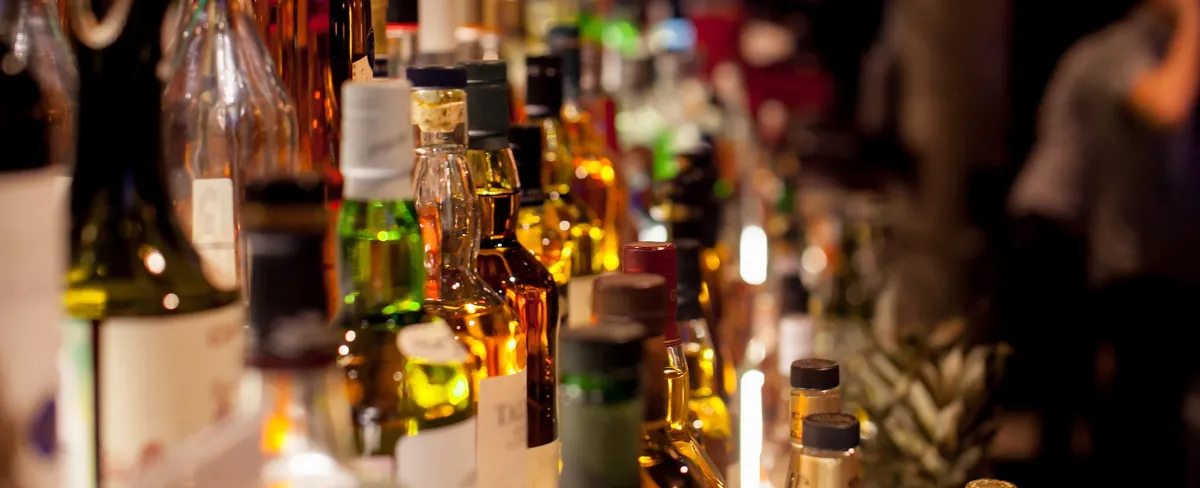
[461,60,511,148]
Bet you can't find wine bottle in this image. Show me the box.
[62,0,245,485]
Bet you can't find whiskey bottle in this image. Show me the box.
[410,65,529,488]
[334,79,477,487]
[463,60,563,488]
[511,124,575,325]
[787,413,861,488]
[62,1,245,484]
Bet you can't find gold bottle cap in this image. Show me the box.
[966,480,1016,488]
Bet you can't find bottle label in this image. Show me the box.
[526,439,561,488]
[0,167,63,487]
[477,371,528,488]
[396,321,466,364]
[353,56,374,82]
[777,314,814,375]
[191,178,238,290]
[396,417,478,488]
[59,304,246,488]
[566,275,596,329]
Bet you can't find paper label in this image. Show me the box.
[477,371,528,488]
[59,304,246,488]
[353,56,374,82]
[566,275,597,329]
[191,178,238,291]
[397,418,478,488]
[777,314,814,375]
[526,439,561,488]
[396,320,467,364]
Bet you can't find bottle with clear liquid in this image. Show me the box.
[409,65,530,488]
[132,178,397,488]
[62,2,245,485]
[333,79,477,487]
[162,0,299,293]
[511,124,575,325]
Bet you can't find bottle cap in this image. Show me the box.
[560,319,646,378]
[416,0,455,55]
[406,65,467,89]
[524,55,564,117]
[462,60,511,148]
[340,79,415,200]
[966,481,1016,488]
[592,273,670,337]
[547,25,581,99]
[801,413,860,451]
[781,273,810,315]
[622,242,679,343]
[791,358,839,390]
[509,124,544,200]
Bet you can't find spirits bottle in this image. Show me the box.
[559,321,646,488]
[409,65,530,488]
[333,79,477,487]
[524,54,605,328]
[511,124,575,323]
[0,0,76,172]
[778,359,842,487]
[62,1,245,484]
[132,178,396,488]
[787,413,861,488]
[463,60,563,488]
[0,24,65,485]
[162,0,299,293]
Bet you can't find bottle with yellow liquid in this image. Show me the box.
[511,124,575,326]
[408,65,529,488]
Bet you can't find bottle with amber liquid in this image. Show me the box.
[463,60,562,487]
[511,124,574,324]
[409,65,529,488]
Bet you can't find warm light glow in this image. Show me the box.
[162,293,179,310]
[144,250,166,274]
[338,345,349,356]
[800,245,828,275]
[740,225,769,285]
[740,369,765,488]
[344,331,356,342]
[640,223,668,242]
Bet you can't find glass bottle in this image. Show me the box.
[767,274,815,439]
[786,359,841,443]
[525,54,605,328]
[162,0,299,293]
[463,60,563,487]
[62,2,245,485]
[511,124,575,326]
[966,480,1017,488]
[0,21,65,484]
[787,413,861,488]
[0,0,75,173]
[409,65,529,488]
[132,179,395,488]
[333,79,477,487]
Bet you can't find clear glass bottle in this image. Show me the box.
[62,3,245,485]
[0,0,75,173]
[162,0,299,293]
[463,60,563,487]
[333,79,477,487]
[132,179,395,488]
[409,65,529,488]
[511,124,575,326]
[787,413,861,488]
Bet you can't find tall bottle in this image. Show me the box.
[162,0,299,293]
[0,17,66,483]
[133,178,396,487]
[62,1,245,484]
[334,79,477,487]
[409,65,529,488]
[463,60,563,488]
[511,124,574,325]
[524,54,605,328]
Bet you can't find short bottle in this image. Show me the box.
[966,480,1017,488]
[787,413,862,488]
[789,359,842,442]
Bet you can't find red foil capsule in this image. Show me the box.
[622,241,680,345]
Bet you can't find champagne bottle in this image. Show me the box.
[62,0,245,485]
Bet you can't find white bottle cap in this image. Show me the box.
[340,78,415,201]
[418,0,457,55]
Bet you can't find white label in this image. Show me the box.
[0,168,63,488]
[59,304,246,488]
[526,440,561,488]
[396,417,478,488]
[566,275,597,329]
[191,178,238,291]
[353,56,374,81]
[397,321,468,364]
[477,371,528,488]
[777,314,814,375]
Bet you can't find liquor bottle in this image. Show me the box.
[675,239,731,474]
[548,24,631,273]
[409,65,529,488]
[787,413,861,488]
[463,60,563,487]
[966,480,1017,488]
[62,1,245,485]
[0,23,65,485]
[786,360,841,443]
[510,124,574,322]
[162,0,299,293]
[559,321,646,488]
[132,178,396,488]
[333,79,477,487]
[524,54,605,327]
[0,0,76,172]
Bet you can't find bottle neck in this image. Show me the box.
[527,115,574,196]
[468,143,520,241]
[256,367,356,458]
[415,149,494,303]
[337,196,424,316]
[664,340,690,435]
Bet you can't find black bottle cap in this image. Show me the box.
[791,358,839,390]
[461,60,511,146]
[547,25,581,100]
[524,55,563,117]
[560,319,646,378]
[781,273,810,314]
[406,65,467,89]
[509,124,544,199]
[801,413,861,451]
